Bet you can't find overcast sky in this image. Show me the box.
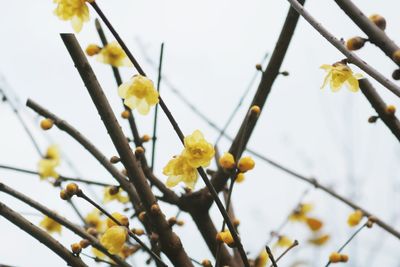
[1,0,400,266]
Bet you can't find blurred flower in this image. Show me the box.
[40,215,62,234]
[216,230,235,247]
[100,226,127,254]
[320,62,362,92]
[96,42,132,67]
[275,235,292,248]
[53,0,90,33]
[85,209,104,232]
[255,249,269,267]
[306,217,323,232]
[182,130,215,168]
[347,210,363,227]
[118,75,159,115]
[106,212,129,228]
[103,186,129,204]
[308,234,330,246]
[38,145,60,180]
[289,203,313,222]
[91,247,106,260]
[163,155,198,189]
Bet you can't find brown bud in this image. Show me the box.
[280,70,290,76]
[60,189,71,200]
[108,186,120,195]
[121,110,130,119]
[138,211,146,222]
[66,183,79,196]
[141,134,151,142]
[392,69,400,80]
[340,254,349,263]
[150,204,161,214]
[85,44,101,56]
[79,239,91,248]
[250,105,261,115]
[71,243,82,254]
[131,228,145,236]
[255,64,263,71]
[110,156,120,164]
[368,115,379,123]
[150,232,159,242]
[40,119,54,130]
[369,14,386,31]
[366,220,374,228]
[368,215,378,223]
[119,216,130,227]
[346,37,366,51]
[233,218,240,227]
[168,216,177,227]
[392,50,400,65]
[135,146,145,156]
[201,259,212,267]
[87,227,98,236]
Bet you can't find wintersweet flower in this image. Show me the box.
[38,145,61,180]
[347,209,363,227]
[255,249,269,267]
[53,0,90,33]
[219,152,235,170]
[235,173,245,183]
[40,215,62,234]
[106,212,129,228]
[182,130,215,168]
[85,209,104,232]
[275,235,292,248]
[96,42,132,67]
[320,62,362,92]
[163,155,198,189]
[103,186,129,204]
[306,217,323,232]
[237,156,255,172]
[91,247,106,260]
[100,226,128,254]
[308,234,330,246]
[289,203,313,222]
[118,75,159,115]
[216,230,235,247]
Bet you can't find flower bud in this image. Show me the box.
[369,14,386,31]
[108,186,120,195]
[110,155,120,164]
[141,134,151,142]
[386,105,396,116]
[85,44,101,56]
[235,173,245,183]
[135,146,145,156]
[250,105,261,115]
[201,260,212,267]
[79,239,91,248]
[219,152,236,170]
[237,156,255,172]
[71,243,82,254]
[138,211,146,222]
[40,119,54,130]
[368,116,379,123]
[392,69,400,80]
[60,189,71,200]
[392,50,400,65]
[131,228,145,236]
[255,64,263,71]
[346,37,366,51]
[329,252,341,263]
[66,183,79,196]
[340,254,349,263]
[121,110,130,119]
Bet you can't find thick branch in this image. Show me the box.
[333,0,400,67]
[0,201,88,267]
[359,79,400,142]
[60,33,193,267]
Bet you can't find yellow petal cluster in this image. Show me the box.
[308,234,330,246]
[53,0,90,33]
[106,212,129,228]
[235,172,245,183]
[103,186,129,204]
[163,155,199,190]
[320,63,362,92]
[40,215,62,234]
[100,226,128,254]
[216,230,235,247]
[38,145,61,180]
[96,42,132,67]
[219,152,235,170]
[289,203,313,222]
[118,75,159,115]
[85,209,104,232]
[347,210,363,227]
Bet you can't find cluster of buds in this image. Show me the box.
[60,183,80,200]
[218,151,256,184]
[329,252,349,263]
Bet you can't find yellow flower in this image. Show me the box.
[53,0,90,33]
[91,247,106,260]
[163,155,198,189]
[219,152,236,170]
[106,212,129,229]
[320,62,362,92]
[216,230,235,247]
[308,234,330,246]
[100,226,128,254]
[255,249,269,267]
[96,42,132,67]
[289,203,313,222]
[40,215,62,234]
[347,209,363,227]
[85,209,104,232]
[235,173,245,183]
[237,156,255,172]
[182,130,215,168]
[306,217,323,232]
[118,75,159,115]
[275,235,292,248]
[38,145,61,180]
[103,186,129,204]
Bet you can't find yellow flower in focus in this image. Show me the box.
[118,75,159,115]
[255,249,269,267]
[85,209,104,232]
[306,217,323,232]
[216,230,235,247]
[103,186,129,204]
[275,235,292,248]
[289,203,313,222]
[38,145,61,180]
[182,130,215,168]
[40,215,62,234]
[53,0,90,33]
[219,152,235,170]
[320,62,362,92]
[163,155,198,189]
[96,42,132,67]
[100,226,127,254]
[347,210,363,227]
[308,234,330,246]
[106,212,129,229]
[237,156,255,172]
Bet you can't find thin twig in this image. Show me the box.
[269,240,299,267]
[266,246,278,267]
[286,0,400,98]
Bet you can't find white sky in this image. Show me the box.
[0,0,400,266]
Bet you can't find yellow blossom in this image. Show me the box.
[100,226,128,254]
[275,235,292,248]
[289,203,313,222]
[118,75,159,115]
[255,249,269,267]
[219,152,235,170]
[237,156,255,172]
[320,62,362,92]
[40,215,62,234]
[96,42,132,67]
[85,209,104,232]
[91,247,106,260]
[235,172,245,183]
[182,130,215,168]
[53,0,90,33]
[163,155,198,189]
[106,212,129,229]
[306,217,323,232]
[38,145,61,180]
[216,230,235,247]
[308,234,330,246]
[103,186,129,204]
[347,210,363,227]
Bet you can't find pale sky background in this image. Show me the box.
[0,0,400,266]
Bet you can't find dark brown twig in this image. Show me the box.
[266,246,278,267]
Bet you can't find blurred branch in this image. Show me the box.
[359,78,400,142]
[0,182,130,267]
[333,0,400,68]
[0,201,88,267]
[286,0,400,98]
[60,33,193,267]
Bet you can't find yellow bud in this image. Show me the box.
[346,37,366,51]
[150,204,161,214]
[219,152,236,170]
[66,183,79,196]
[141,134,151,142]
[138,211,146,222]
[132,228,145,236]
[85,44,101,56]
[237,156,255,172]
[86,227,98,236]
[347,209,363,227]
[329,252,341,263]
[60,189,70,200]
[216,230,235,247]
[235,173,245,183]
[201,259,212,267]
[369,14,386,31]
[135,146,145,156]
[176,220,185,226]
[386,105,396,116]
[79,239,91,248]
[250,105,261,115]
[71,243,82,254]
[392,50,400,65]
[121,110,130,119]
[340,254,349,263]
[40,119,54,130]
